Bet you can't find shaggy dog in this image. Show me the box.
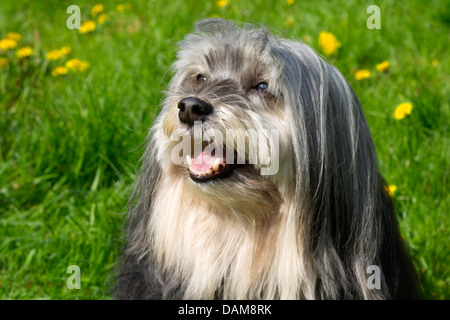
[115,19,419,299]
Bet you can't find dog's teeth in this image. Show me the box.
[212,158,220,172]
[205,169,213,175]
[186,155,191,165]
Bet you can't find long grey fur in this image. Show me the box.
[114,19,419,300]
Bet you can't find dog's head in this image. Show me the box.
[150,18,377,222]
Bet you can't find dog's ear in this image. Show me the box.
[114,132,163,299]
[272,39,419,298]
[126,132,162,256]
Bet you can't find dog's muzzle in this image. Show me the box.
[177,96,246,182]
[178,97,213,126]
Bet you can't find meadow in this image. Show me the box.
[0,0,448,299]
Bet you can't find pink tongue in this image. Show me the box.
[191,150,225,171]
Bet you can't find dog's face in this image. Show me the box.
[151,21,294,218]
[148,21,298,223]
[150,18,372,226]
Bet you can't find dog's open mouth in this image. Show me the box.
[187,147,245,182]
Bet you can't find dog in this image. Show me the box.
[115,19,419,299]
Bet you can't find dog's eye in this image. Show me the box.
[197,74,207,83]
[255,82,268,92]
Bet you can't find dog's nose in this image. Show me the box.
[178,97,213,126]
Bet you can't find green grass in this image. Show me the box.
[0,0,448,299]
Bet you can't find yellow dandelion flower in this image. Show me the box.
[376,60,390,72]
[65,59,90,71]
[387,185,397,197]
[60,46,71,55]
[51,66,68,76]
[354,69,371,80]
[97,13,108,25]
[318,32,341,56]
[46,49,63,61]
[116,3,132,12]
[431,59,439,67]
[0,57,9,68]
[0,38,18,50]
[79,21,96,34]
[52,66,69,77]
[91,4,104,16]
[7,32,21,42]
[287,0,295,5]
[393,102,413,120]
[216,0,228,8]
[16,46,34,59]
[284,16,295,27]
